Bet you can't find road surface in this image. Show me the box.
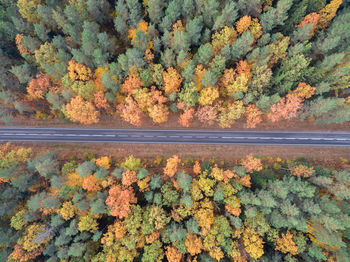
[0,128,349,146]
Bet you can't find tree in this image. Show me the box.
[165,246,183,262]
[236,16,252,35]
[241,154,262,173]
[163,67,182,94]
[68,60,92,82]
[195,106,218,126]
[316,0,342,30]
[164,155,181,178]
[17,0,42,23]
[268,94,303,122]
[148,104,169,124]
[64,96,100,124]
[290,165,315,178]
[242,227,264,260]
[117,96,144,126]
[121,73,144,95]
[105,184,137,219]
[245,104,263,128]
[178,108,194,127]
[27,73,51,100]
[198,87,219,106]
[185,233,203,256]
[296,13,320,37]
[275,231,299,255]
[82,175,102,191]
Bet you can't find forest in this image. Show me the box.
[0,0,349,127]
[0,143,349,261]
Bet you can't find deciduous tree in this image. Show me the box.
[64,96,100,124]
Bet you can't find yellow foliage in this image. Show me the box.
[198,87,219,106]
[243,227,264,260]
[317,0,342,30]
[163,67,182,94]
[166,246,183,262]
[164,155,181,178]
[17,0,42,23]
[275,231,299,255]
[65,172,84,188]
[68,60,92,81]
[22,224,52,252]
[211,26,237,54]
[78,213,99,233]
[59,201,76,221]
[249,18,263,40]
[95,156,111,169]
[137,176,151,192]
[193,65,206,91]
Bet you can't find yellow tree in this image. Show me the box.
[185,234,203,256]
[241,154,262,173]
[164,155,181,178]
[165,246,183,262]
[275,231,299,255]
[198,87,219,106]
[317,0,342,30]
[64,96,100,124]
[243,227,264,260]
[68,60,92,81]
[163,67,182,94]
[245,104,263,128]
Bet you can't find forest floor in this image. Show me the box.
[2,113,350,132]
[10,142,350,170]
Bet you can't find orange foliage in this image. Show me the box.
[193,161,201,175]
[27,73,51,100]
[296,13,320,36]
[245,104,263,128]
[166,246,183,262]
[105,184,137,219]
[241,154,262,173]
[10,244,43,262]
[65,172,84,188]
[268,94,303,122]
[146,231,160,244]
[128,21,152,49]
[178,108,194,127]
[164,155,181,178]
[225,205,241,217]
[121,73,144,95]
[291,165,315,178]
[292,82,316,100]
[151,86,167,105]
[144,48,154,63]
[193,65,206,91]
[82,175,102,191]
[117,96,143,126]
[163,67,182,94]
[317,0,342,30]
[94,91,110,110]
[68,60,92,81]
[236,16,252,34]
[275,231,299,255]
[64,96,100,124]
[185,234,203,256]
[16,34,30,55]
[95,156,111,169]
[121,170,137,187]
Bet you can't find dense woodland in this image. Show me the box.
[0,0,349,127]
[0,144,349,261]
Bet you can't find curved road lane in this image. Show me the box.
[0,128,349,146]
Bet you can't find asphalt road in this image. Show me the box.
[0,127,349,146]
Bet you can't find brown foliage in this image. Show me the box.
[121,170,137,187]
[166,246,183,262]
[10,244,43,262]
[195,106,218,126]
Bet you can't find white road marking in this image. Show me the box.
[157,136,167,138]
[195,136,206,138]
[208,136,218,139]
[118,135,129,137]
[131,135,141,138]
[169,135,180,138]
[144,135,154,138]
[183,136,193,138]
[222,136,233,139]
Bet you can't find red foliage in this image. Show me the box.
[268,94,303,122]
[121,73,144,95]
